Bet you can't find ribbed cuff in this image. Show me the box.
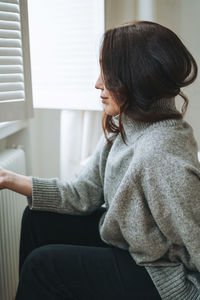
[145,264,199,300]
[28,176,61,212]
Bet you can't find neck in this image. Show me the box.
[113,97,179,121]
[113,97,182,143]
[147,97,178,114]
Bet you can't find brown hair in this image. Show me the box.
[100,21,198,144]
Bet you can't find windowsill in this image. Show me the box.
[0,119,29,140]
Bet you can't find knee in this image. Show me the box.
[21,245,51,276]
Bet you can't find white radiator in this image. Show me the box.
[0,148,27,300]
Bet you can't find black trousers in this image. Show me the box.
[15,206,161,300]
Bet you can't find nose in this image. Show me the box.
[95,74,104,90]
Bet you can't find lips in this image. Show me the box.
[101,98,107,104]
[101,96,108,103]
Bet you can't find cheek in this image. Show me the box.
[109,100,120,114]
[110,97,120,110]
[113,101,119,109]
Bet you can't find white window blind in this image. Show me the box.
[0,0,33,122]
[28,0,104,110]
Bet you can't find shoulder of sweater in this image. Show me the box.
[133,119,198,164]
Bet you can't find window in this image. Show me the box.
[28,0,104,111]
[0,0,33,122]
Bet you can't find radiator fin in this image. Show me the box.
[0,148,27,300]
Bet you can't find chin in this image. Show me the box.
[104,111,116,116]
[103,107,119,116]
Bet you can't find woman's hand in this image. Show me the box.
[0,167,32,197]
[0,167,8,189]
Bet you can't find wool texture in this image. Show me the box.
[28,98,200,299]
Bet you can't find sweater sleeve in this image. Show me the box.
[27,134,109,215]
[142,152,200,271]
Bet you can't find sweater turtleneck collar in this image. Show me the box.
[113,97,183,143]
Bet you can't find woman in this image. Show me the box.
[1,21,199,299]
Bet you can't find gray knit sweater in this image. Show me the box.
[28,98,200,299]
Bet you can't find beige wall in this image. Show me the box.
[105,0,200,147]
[156,0,200,147]
[105,0,136,29]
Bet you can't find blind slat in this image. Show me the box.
[0,90,24,100]
[0,73,23,82]
[0,38,21,47]
[0,29,20,39]
[0,48,21,56]
[0,57,22,65]
[0,1,24,106]
[0,82,24,91]
[0,65,23,73]
[0,0,19,4]
[0,3,19,13]
[0,11,19,22]
[0,0,33,122]
[0,20,20,30]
